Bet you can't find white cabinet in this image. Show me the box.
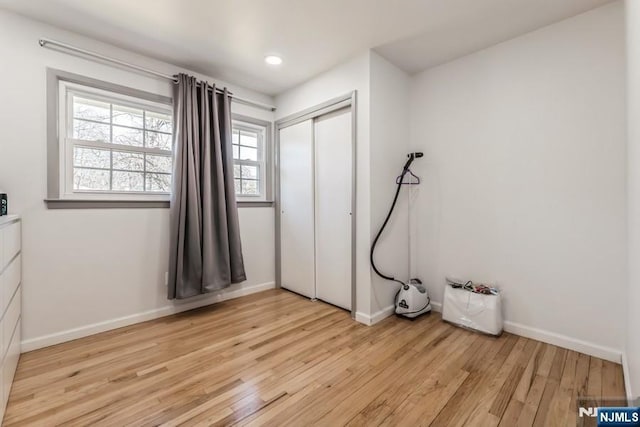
[0,216,21,422]
[278,106,353,311]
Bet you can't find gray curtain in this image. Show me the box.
[168,73,246,299]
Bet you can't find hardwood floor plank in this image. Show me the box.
[588,357,603,402]
[602,360,627,406]
[3,289,627,426]
[382,335,490,426]
[429,334,518,427]
[340,322,453,425]
[546,350,578,427]
[515,374,548,426]
[375,329,478,427]
[513,341,544,402]
[574,352,591,427]
[497,399,524,427]
[488,339,537,417]
[531,348,567,427]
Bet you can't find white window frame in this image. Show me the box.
[58,80,173,201]
[232,118,271,202]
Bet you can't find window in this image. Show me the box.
[232,119,270,201]
[58,80,173,200]
[46,70,272,208]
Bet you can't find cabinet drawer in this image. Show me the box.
[3,318,19,409]
[2,287,20,360]
[1,255,20,317]
[2,222,20,268]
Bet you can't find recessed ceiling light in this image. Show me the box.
[265,55,283,65]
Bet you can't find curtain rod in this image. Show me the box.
[38,38,276,112]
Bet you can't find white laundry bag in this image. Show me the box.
[442,283,503,336]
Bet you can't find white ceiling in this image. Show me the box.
[0,0,615,96]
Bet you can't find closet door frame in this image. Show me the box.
[275,91,357,319]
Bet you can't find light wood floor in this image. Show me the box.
[4,289,626,426]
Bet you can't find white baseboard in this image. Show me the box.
[355,305,395,326]
[356,300,443,326]
[357,299,621,363]
[502,320,621,363]
[23,283,624,370]
[622,352,633,402]
[434,299,620,363]
[21,281,275,352]
[354,312,370,325]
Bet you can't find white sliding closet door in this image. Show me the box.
[314,108,352,310]
[279,120,315,298]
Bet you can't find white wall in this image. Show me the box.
[369,52,411,315]
[409,2,627,356]
[625,0,640,400]
[275,52,373,317]
[0,10,276,350]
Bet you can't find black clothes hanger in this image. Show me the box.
[396,168,420,185]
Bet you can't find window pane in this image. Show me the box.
[73,168,110,191]
[241,165,258,179]
[112,104,143,128]
[241,179,259,195]
[112,171,144,191]
[145,111,172,133]
[73,146,110,169]
[73,97,110,122]
[146,131,172,151]
[145,173,171,192]
[113,151,144,171]
[234,164,241,178]
[239,146,257,161]
[240,131,258,147]
[112,126,143,147]
[232,130,239,145]
[146,154,172,173]
[233,145,240,159]
[67,90,176,196]
[73,119,110,142]
[234,178,242,194]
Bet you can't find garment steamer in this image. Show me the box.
[370,152,431,318]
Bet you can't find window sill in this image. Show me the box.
[44,199,275,209]
[45,199,169,209]
[237,200,274,208]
